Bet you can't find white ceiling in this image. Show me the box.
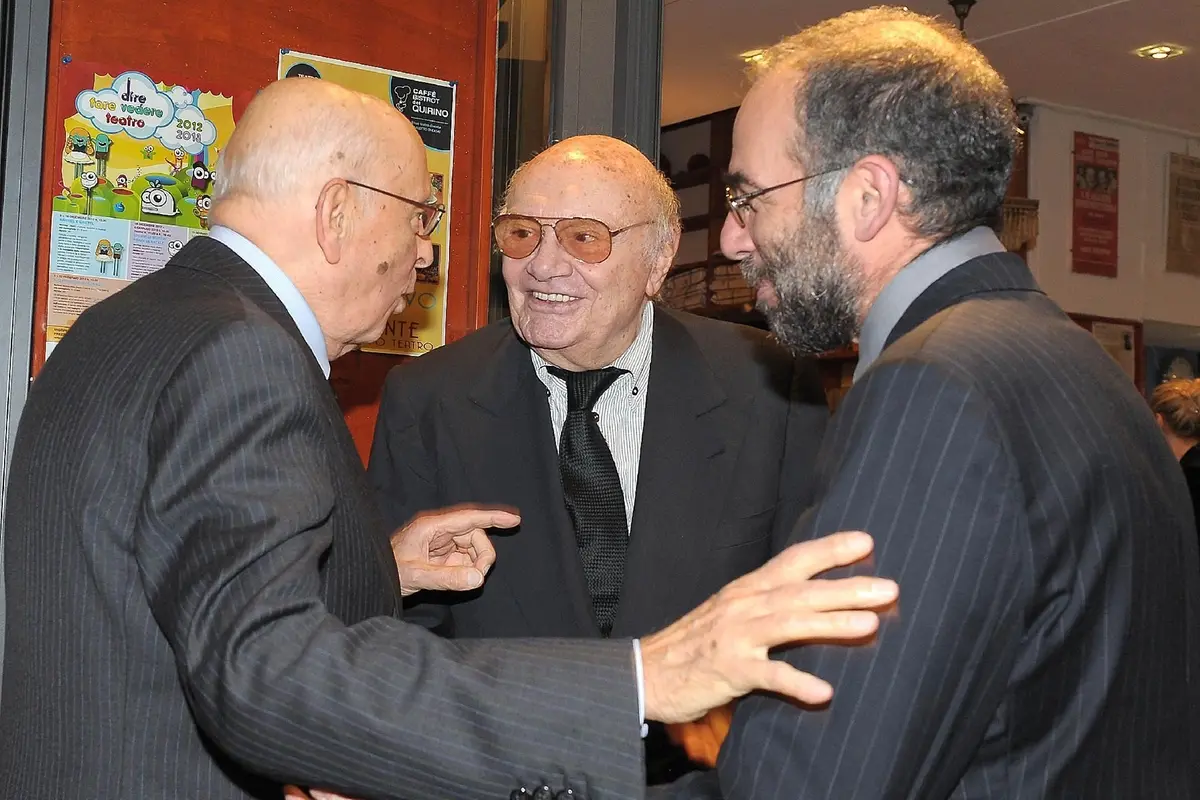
[662,0,1200,134]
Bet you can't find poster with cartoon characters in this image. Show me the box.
[278,50,455,357]
[46,63,233,356]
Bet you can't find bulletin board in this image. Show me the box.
[1070,313,1144,392]
[31,0,500,462]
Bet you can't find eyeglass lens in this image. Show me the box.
[418,207,443,238]
[493,216,615,264]
[724,187,747,227]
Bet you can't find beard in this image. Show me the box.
[739,203,866,356]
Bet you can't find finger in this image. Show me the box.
[417,507,521,536]
[282,787,313,800]
[749,659,835,706]
[309,792,356,800]
[457,529,496,574]
[747,609,882,649]
[400,562,486,592]
[781,575,899,612]
[743,531,876,589]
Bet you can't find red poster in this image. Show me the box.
[1071,132,1120,277]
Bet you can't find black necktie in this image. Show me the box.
[548,366,629,636]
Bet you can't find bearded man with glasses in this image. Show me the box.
[367,133,838,786]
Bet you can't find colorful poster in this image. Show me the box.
[1166,152,1200,278]
[278,50,456,357]
[1071,132,1120,278]
[46,63,234,357]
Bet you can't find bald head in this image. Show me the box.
[213,78,424,214]
[502,135,681,257]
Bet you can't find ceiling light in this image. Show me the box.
[739,49,765,64]
[1134,43,1186,60]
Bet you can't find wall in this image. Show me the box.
[1025,100,1200,327]
[31,0,500,461]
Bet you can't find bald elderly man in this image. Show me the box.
[367,135,831,785]
[0,80,897,800]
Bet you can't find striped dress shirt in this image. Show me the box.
[531,301,655,531]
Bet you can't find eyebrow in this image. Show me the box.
[723,169,759,193]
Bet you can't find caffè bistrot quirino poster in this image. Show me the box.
[278,49,457,357]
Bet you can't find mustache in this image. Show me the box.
[738,254,770,286]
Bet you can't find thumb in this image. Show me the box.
[402,562,486,592]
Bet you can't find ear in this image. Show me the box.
[844,155,903,243]
[644,227,681,297]
[315,178,353,264]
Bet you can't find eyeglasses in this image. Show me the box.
[724,166,846,227]
[492,214,652,264]
[345,178,444,237]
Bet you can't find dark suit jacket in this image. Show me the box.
[667,252,1200,799]
[0,237,646,800]
[1182,444,1200,539]
[367,307,828,641]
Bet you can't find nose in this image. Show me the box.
[415,237,435,270]
[719,211,755,263]
[525,227,574,282]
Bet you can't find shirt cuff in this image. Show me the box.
[633,639,649,738]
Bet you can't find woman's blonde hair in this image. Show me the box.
[1151,378,1200,441]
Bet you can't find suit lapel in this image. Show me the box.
[611,309,745,637]
[886,251,1043,348]
[452,327,598,635]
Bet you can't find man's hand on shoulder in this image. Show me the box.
[640,531,897,723]
[391,505,520,596]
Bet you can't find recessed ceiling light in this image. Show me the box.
[739,49,766,64]
[1134,43,1186,60]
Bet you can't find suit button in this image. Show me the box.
[510,790,531,800]
[554,790,577,800]
[531,787,554,800]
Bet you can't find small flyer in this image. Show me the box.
[278,49,457,357]
[46,62,235,357]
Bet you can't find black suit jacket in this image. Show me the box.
[667,252,1200,799]
[367,307,828,641]
[0,237,646,800]
[1182,444,1200,540]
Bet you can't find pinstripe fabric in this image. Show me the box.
[0,236,646,800]
[663,252,1200,799]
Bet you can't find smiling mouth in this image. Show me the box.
[531,291,581,303]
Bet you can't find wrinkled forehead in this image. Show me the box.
[509,156,645,222]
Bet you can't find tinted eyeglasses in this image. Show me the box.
[492,214,652,264]
[345,179,444,237]
[724,166,846,227]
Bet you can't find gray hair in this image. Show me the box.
[753,7,1019,240]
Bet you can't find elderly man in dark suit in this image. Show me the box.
[0,78,900,800]
[367,134,830,784]
[661,8,1200,799]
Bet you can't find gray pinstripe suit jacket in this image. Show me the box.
[660,252,1200,800]
[0,237,644,800]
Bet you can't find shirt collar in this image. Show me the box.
[854,226,1005,380]
[207,225,331,378]
[531,301,655,391]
